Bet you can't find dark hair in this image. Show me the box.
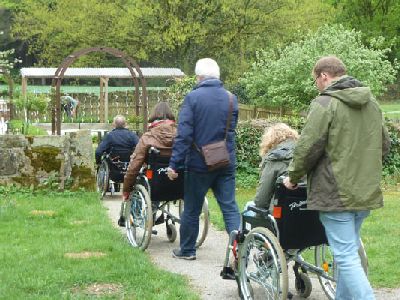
[148,102,175,122]
[313,56,347,78]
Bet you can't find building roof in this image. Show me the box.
[20,67,185,79]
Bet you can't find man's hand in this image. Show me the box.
[122,191,130,201]
[167,167,178,181]
[283,176,298,190]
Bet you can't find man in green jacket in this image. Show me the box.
[284,56,390,300]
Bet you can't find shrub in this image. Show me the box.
[241,24,399,111]
[383,119,400,179]
[165,76,196,115]
[236,116,400,187]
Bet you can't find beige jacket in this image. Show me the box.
[123,120,176,193]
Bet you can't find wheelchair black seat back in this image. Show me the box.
[142,149,184,203]
[97,149,133,197]
[242,179,327,250]
[272,181,327,249]
[106,150,132,183]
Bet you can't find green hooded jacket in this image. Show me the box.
[288,76,391,211]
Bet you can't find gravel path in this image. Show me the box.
[102,196,399,299]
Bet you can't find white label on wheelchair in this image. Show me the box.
[289,200,307,211]
[157,167,168,174]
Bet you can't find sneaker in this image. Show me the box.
[172,248,196,260]
[117,216,125,227]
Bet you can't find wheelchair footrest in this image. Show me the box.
[220,266,235,280]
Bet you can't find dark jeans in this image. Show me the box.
[179,169,240,256]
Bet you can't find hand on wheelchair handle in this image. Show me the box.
[283,176,298,190]
[167,167,178,181]
[122,192,130,201]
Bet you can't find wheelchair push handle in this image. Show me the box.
[149,146,160,155]
[276,175,307,188]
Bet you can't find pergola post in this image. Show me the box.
[21,77,27,99]
[99,77,109,123]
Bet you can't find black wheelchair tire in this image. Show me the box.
[295,272,312,298]
[96,161,109,199]
[237,227,288,300]
[126,184,153,251]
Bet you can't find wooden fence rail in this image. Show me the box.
[3,93,296,123]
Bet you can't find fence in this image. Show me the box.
[238,104,295,121]
[2,95,296,125]
[10,89,169,123]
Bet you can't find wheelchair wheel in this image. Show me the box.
[96,161,109,198]
[166,223,177,242]
[178,197,210,248]
[314,239,368,300]
[126,184,153,250]
[295,272,312,298]
[237,227,288,300]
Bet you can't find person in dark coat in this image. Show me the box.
[167,58,240,260]
[95,115,139,165]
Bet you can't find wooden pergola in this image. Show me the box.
[20,66,184,128]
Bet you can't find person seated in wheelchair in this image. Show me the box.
[95,115,139,166]
[244,123,299,215]
[118,102,177,226]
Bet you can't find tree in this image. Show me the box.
[10,0,333,80]
[330,0,400,62]
[240,24,399,110]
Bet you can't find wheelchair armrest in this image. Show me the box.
[248,206,270,218]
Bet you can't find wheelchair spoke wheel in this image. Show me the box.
[178,197,210,248]
[314,239,368,300]
[238,227,288,300]
[96,161,109,198]
[126,184,152,250]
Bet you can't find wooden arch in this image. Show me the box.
[0,66,14,119]
[51,46,148,135]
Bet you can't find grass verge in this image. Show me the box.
[0,189,199,299]
[207,187,400,288]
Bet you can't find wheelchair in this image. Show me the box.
[221,177,368,300]
[96,150,132,198]
[124,147,210,251]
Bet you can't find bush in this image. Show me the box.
[241,24,399,111]
[165,76,196,115]
[383,120,400,179]
[235,116,400,187]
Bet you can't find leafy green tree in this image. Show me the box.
[10,0,333,80]
[241,24,399,110]
[330,0,400,61]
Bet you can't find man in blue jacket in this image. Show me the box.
[167,58,240,260]
[95,115,139,165]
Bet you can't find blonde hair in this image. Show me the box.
[259,123,299,157]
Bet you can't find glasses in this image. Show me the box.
[312,74,321,86]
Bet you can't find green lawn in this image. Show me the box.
[0,188,199,299]
[207,188,400,288]
[381,102,400,120]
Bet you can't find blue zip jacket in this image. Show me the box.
[169,78,238,172]
[95,128,139,164]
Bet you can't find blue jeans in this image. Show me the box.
[319,211,375,300]
[179,169,240,256]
